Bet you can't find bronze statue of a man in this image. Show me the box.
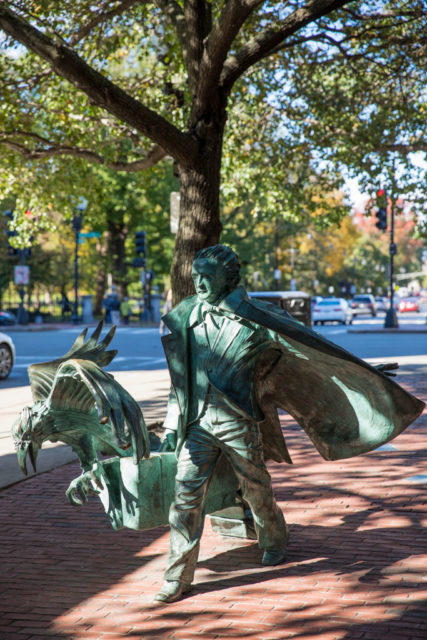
[155,244,424,603]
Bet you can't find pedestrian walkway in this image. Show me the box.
[0,372,426,640]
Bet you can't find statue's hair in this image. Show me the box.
[194,244,241,288]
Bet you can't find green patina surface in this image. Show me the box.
[98,453,239,531]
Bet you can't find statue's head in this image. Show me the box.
[192,244,240,304]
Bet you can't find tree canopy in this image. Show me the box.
[0,1,425,300]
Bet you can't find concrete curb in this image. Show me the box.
[4,322,159,332]
[348,325,427,334]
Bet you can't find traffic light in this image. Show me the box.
[375,189,387,230]
[133,257,146,268]
[3,209,19,256]
[135,230,146,255]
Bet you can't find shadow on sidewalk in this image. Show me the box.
[1,361,425,639]
[1,432,426,640]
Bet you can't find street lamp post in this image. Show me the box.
[384,196,399,329]
[274,217,280,290]
[71,198,88,324]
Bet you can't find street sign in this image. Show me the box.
[79,232,101,238]
[170,192,180,234]
[14,265,30,285]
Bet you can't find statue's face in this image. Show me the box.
[192,258,228,304]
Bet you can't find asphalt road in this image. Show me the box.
[3,326,167,388]
[2,312,426,389]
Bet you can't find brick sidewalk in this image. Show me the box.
[1,374,426,640]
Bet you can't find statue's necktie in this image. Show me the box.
[201,304,224,347]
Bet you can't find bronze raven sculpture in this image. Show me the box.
[12,322,150,505]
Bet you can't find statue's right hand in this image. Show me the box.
[159,429,177,452]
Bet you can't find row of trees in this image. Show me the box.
[0,161,178,313]
[0,1,426,303]
[2,175,423,313]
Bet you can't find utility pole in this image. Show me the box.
[71,211,83,324]
[384,194,399,329]
[274,217,280,290]
[71,198,88,324]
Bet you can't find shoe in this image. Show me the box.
[262,550,287,566]
[154,580,192,603]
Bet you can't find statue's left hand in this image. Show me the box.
[65,463,105,506]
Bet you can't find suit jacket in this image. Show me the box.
[161,286,425,463]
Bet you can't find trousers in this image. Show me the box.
[164,394,288,584]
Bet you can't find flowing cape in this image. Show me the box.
[162,288,425,464]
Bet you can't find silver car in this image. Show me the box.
[0,331,16,379]
[312,298,353,325]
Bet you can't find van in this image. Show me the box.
[248,291,312,327]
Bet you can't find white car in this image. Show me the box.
[0,331,16,380]
[374,296,387,312]
[312,298,353,325]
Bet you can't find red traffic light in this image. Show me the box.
[377,189,385,197]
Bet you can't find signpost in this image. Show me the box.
[14,265,30,286]
[170,192,180,234]
[15,258,30,324]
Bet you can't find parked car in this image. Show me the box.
[0,331,16,380]
[312,298,353,325]
[248,291,312,327]
[350,294,377,317]
[374,296,387,312]
[311,296,323,307]
[398,298,419,313]
[0,310,16,326]
[385,296,399,310]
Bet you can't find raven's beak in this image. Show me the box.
[28,442,39,472]
[17,442,39,475]
[17,442,30,475]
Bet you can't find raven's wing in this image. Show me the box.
[47,358,150,463]
[28,322,117,402]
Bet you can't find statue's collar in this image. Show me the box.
[219,286,248,313]
[188,286,247,327]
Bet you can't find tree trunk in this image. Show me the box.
[170,118,225,303]
[107,217,128,300]
[93,233,108,316]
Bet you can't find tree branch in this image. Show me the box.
[380,142,427,154]
[220,0,354,91]
[0,132,167,171]
[286,116,427,156]
[0,3,197,167]
[70,0,143,45]
[154,0,187,56]
[196,0,263,111]
[342,6,426,22]
[183,0,212,95]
